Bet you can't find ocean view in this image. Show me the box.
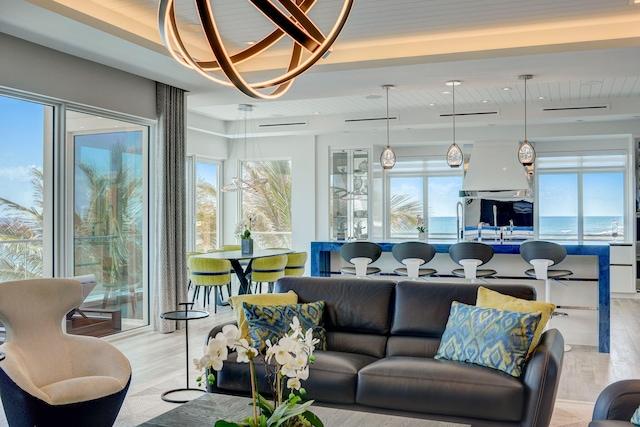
[428,216,624,238]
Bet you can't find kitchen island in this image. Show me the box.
[310,240,610,353]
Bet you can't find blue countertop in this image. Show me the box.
[310,240,610,353]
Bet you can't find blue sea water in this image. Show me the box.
[429,216,624,238]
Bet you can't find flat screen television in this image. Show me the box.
[479,199,533,227]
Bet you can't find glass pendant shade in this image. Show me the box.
[518,74,536,166]
[380,84,395,170]
[446,142,463,168]
[380,145,396,169]
[518,139,536,166]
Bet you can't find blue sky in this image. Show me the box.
[0,96,44,208]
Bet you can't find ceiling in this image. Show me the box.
[2,0,640,135]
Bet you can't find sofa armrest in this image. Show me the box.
[206,321,238,345]
[520,328,565,427]
[592,380,640,421]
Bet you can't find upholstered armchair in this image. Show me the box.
[0,278,131,427]
[589,380,640,426]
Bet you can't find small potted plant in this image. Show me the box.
[417,225,426,240]
[240,229,253,254]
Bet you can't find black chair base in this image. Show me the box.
[161,387,206,404]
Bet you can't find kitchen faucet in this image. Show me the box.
[456,201,463,241]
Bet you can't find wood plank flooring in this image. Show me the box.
[105,292,640,402]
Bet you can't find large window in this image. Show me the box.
[537,154,626,240]
[69,110,149,326]
[387,159,463,239]
[0,95,53,280]
[240,159,292,249]
[186,157,220,252]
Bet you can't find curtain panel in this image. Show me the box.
[153,82,188,333]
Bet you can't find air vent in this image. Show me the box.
[542,105,609,112]
[344,116,398,124]
[440,111,499,117]
[258,121,307,128]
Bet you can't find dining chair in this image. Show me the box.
[250,254,288,293]
[285,251,308,276]
[392,242,437,279]
[188,256,232,313]
[449,242,497,280]
[339,241,382,277]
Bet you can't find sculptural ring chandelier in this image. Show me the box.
[158,0,354,99]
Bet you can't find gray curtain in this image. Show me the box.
[153,82,188,333]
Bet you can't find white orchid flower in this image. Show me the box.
[289,317,302,334]
[273,345,292,366]
[286,377,302,391]
[280,361,297,378]
[292,354,307,370]
[296,367,309,381]
[237,345,258,363]
[222,324,241,343]
[278,336,297,353]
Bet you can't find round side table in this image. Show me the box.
[160,302,209,403]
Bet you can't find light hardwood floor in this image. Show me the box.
[105,291,640,403]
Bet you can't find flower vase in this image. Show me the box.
[418,232,426,240]
[241,239,253,255]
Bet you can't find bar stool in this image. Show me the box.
[339,241,382,277]
[520,240,573,351]
[285,251,308,276]
[250,254,288,293]
[392,242,437,279]
[449,242,497,280]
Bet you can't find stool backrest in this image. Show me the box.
[449,242,494,266]
[339,242,382,265]
[392,242,436,266]
[520,240,567,266]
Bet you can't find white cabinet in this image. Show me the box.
[329,149,370,240]
[610,244,635,294]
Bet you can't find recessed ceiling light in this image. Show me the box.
[442,91,452,95]
[488,124,496,127]
[428,103,436,106]
[538,96,545,100]
[312,111,320,115]
[482,100,489,103]
[502,87,512,91]
[365,94,382,100]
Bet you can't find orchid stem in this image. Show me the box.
[249,361,258,424]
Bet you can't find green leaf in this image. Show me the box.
[214,421,243,427]
[302,410,324,427]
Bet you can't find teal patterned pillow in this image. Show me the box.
[631,406,640,425]
[243,301,327,351]
[435,301,541,377]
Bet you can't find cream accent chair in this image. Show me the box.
[0,278,131,427]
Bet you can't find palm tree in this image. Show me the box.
[389,193,423,235]
[0,167,44,280]
[195,176,217,251]
[242,160,292,249]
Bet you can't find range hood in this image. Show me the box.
[461,141,532,198]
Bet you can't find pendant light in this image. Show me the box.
[517,74,536,166]
[380,84,396,170]
[222,104,268,193]
[445,80,463,168]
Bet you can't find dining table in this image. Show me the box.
[191,248,293,305]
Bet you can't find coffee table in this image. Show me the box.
[138,393,470,427]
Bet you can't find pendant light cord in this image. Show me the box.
[386,85,390,148]
[452,82,456,144]
[524,77,527,141]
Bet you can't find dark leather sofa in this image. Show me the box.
[589,380,640,426]
[207,276,565,427]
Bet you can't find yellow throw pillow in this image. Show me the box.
[228,291,298,339]
[476,286,556,357]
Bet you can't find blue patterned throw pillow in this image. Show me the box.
[435,301,541,377]
[243,301,327,351]
[631,406,640,425]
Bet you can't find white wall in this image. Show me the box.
[0,32,156,119]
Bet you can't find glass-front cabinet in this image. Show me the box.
[330,149,370,240]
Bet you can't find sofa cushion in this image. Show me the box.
[242,301,326,350]
[435,302,540,377]
[216,350,379,404]
[477,286,555,357]
[391,281,536,339]
[356,356,525,422]
[228,291,298,340]
[275,277,395,357]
